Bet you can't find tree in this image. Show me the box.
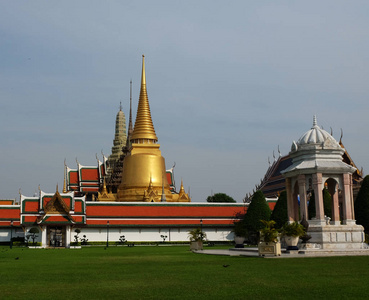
[271,191,288,229]
[323,188,332,219]
[243,190,271,243]
[206,193,236,203]
[188,228,206,242]
[74,228,81,243]
[27,227,39,245]
[355,175,369,233]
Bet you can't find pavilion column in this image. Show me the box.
[298,174,308,221]
[286,177,295,222]
[312,173,325,225]
[330,182,340,225]
[342,173,355,225]
[66,226,71,248]
[41,226,47,248]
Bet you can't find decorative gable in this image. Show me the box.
[44,191,70,215]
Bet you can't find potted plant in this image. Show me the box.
[233,221,247,248]
[188,228,206,251]
[258,220,281,256]
[281,222,305,250]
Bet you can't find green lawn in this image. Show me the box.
[0,246,368,299]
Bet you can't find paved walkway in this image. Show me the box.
[193,247,369,258]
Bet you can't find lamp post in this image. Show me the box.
[200,219,203,240]
[10,220,13,249]
[106,221,109,248]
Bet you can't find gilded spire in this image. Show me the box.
[130,55,158,142]
[63,159,67,193]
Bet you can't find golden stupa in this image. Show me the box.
[117,55,190,202]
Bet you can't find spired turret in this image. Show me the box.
[117,56,190,202]
[108,103,127,172]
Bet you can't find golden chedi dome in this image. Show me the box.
[117,56,189,202]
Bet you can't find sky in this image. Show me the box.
[1,1,369,202]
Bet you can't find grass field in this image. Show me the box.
[1,245,369,299]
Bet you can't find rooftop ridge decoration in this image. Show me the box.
[130,55,158,143]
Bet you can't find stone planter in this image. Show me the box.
[234,236,245,248]
[258,241,281,256]
[285,236,299,250]
[190,241,203,251]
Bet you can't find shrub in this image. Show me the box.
[260,220,279,243]
[271,191,288,229]
[281,222,305,237]
[244,191,271,242]
[355,175,369,233]
[206,193,236,203]
[188,228,206,242]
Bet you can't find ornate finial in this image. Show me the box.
[278,145,281,157]
[56,184,59,192]
[273,150,276,161]
[161,174,166,202]
[330,127,333,136]
[131,55,158,142]
[313,115,317,127]
[76,157,79,165]
[120,101,122,111]
[141,55,146,85]
[63,163,67,193]
[340,128,343,144]
[102,177,108,194]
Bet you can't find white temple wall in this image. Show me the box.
[73,227,234,243]
[0,227,25,242]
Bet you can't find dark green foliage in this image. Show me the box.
[206,193,236,203]
[188,228,207,242]
[323,189,332,219]
[244,191,271,237]
[80,235,88,245]
[355,175,369,233]
[271,191,288,229]
[233,220,247,237]
[308,189,332,219]
[74,228,81,243]
[281,222,305,237]
[260,220,279,242]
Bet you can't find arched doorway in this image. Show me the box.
[47,227,66,247]
[325,178,340,225]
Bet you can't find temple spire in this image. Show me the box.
[312,115,318,128]
[63,159,67,193]
[130,55,158,142]
[126,80,133,148]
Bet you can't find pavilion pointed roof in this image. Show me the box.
[130,55,158,142]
